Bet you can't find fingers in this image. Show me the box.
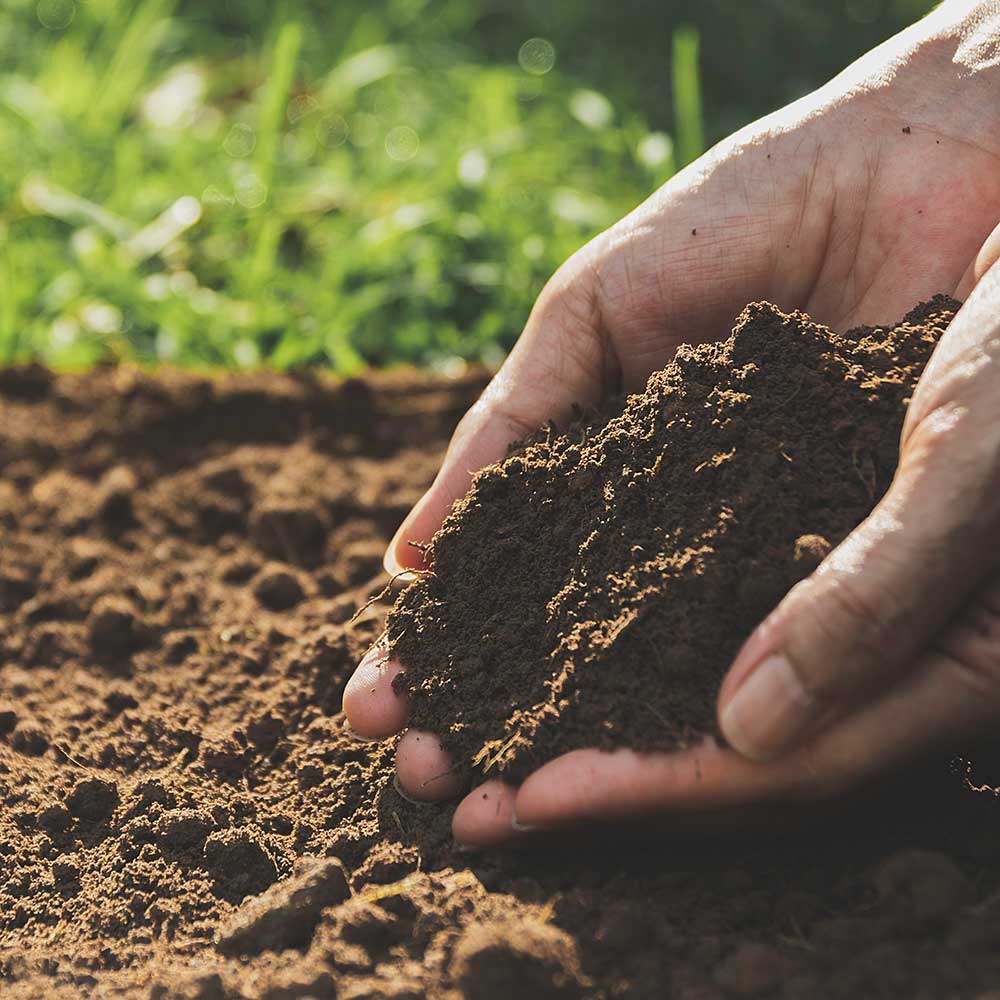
[342,647,408,739]
[343,646,466,801]
[452,780,519,847]
[718,488,974,760]
[719,266,1000,763]
[485,608,1000,842]
[955,219,1000,300]
[395,729,463,801]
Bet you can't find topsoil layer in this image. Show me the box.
[388,296,959,779]
[1,348,1000,1000]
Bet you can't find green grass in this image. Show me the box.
[0,0,936,371]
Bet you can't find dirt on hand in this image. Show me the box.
[388,297,958,779]
[1,316,1000,1000]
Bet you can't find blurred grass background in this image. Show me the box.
[0,0,934,371]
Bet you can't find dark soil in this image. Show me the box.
[2,349,1000,1000]
[388,296,961,780]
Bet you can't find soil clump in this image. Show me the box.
[389,297,958,778]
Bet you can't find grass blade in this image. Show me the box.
[672,24,705,168]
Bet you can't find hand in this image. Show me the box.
[344,2,1000,846]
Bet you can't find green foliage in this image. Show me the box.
[0,0,936,370]
[671,25,704,169]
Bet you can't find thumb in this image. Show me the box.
[718,290,1000,761]
[384,256,614,574]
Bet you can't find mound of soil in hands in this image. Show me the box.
[3,351,1000,1000]
[388,297,958,779]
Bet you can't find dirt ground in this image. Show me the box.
[2,362,1000,1000]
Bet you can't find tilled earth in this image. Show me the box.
[2,363,1000,1000]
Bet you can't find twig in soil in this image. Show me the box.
[392,810,406,838]
[537,896,559,924]
[474,732,520,774]
[360,872,423,903]
[350,570,435,623]
[778,917,816,952]
[54,743,89,769]
[956,756,1000,796]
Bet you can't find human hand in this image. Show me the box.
[344,2,1000,846]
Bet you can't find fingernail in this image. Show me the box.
[341,718,382,744]
[510,812,539,834]
[383,512,421,576]
[392,773,429,806]
[719,653,817,761]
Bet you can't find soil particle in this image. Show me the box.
[387,296,959,778]
[66,777,120,822]
[0,703,19,734]
[253,564,309,611]
[873,849,972,921]
[203,827,281,900]
[250,502,329,566]
[215,856,350,956]
[713,942,788,996]
[86,595,147,657]
[449,915,591,1000]
[156,809,214,850]
[10,719,49,755]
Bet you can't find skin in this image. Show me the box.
[343,0,1000,847]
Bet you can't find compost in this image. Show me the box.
[389,296,960,779]
[1,317,1000,999]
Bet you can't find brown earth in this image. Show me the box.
[388,296,960,779]
[0,343,999,1000]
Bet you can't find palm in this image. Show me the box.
[592,103,1000,398]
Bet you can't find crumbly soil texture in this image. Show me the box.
[389,297,961,778]
[0,325,999,1000]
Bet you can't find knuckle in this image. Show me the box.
[782,573,900,695]
[821,577,892,652]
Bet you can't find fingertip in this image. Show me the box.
[384,493,439,576]
[452,780,519,847]
[342,647,408,739]
[395,729,464,801]
[383,520,420,576]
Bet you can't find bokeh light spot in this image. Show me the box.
[36,0,75,30]
[518,38,556,76]
[286,94,319,124]
[457,149,488,186]
[223,123,256,158]
[172,196,202,226]
[235,174,268,208]
[385,125,420,161]
[570,89,613,129]
[316,114,349,148]
[637,131,674,169]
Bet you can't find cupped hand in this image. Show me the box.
[344,3,1000,846]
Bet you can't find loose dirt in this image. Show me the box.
[388,296,959,779]
[1,324,999,1000]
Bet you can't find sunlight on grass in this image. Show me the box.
[671,25,705,169]
[0,0,937,371]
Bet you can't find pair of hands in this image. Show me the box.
[344,1,1000,847]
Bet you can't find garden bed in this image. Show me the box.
[1,360,1000,999]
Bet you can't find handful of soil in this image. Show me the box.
[386,297,958,781]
